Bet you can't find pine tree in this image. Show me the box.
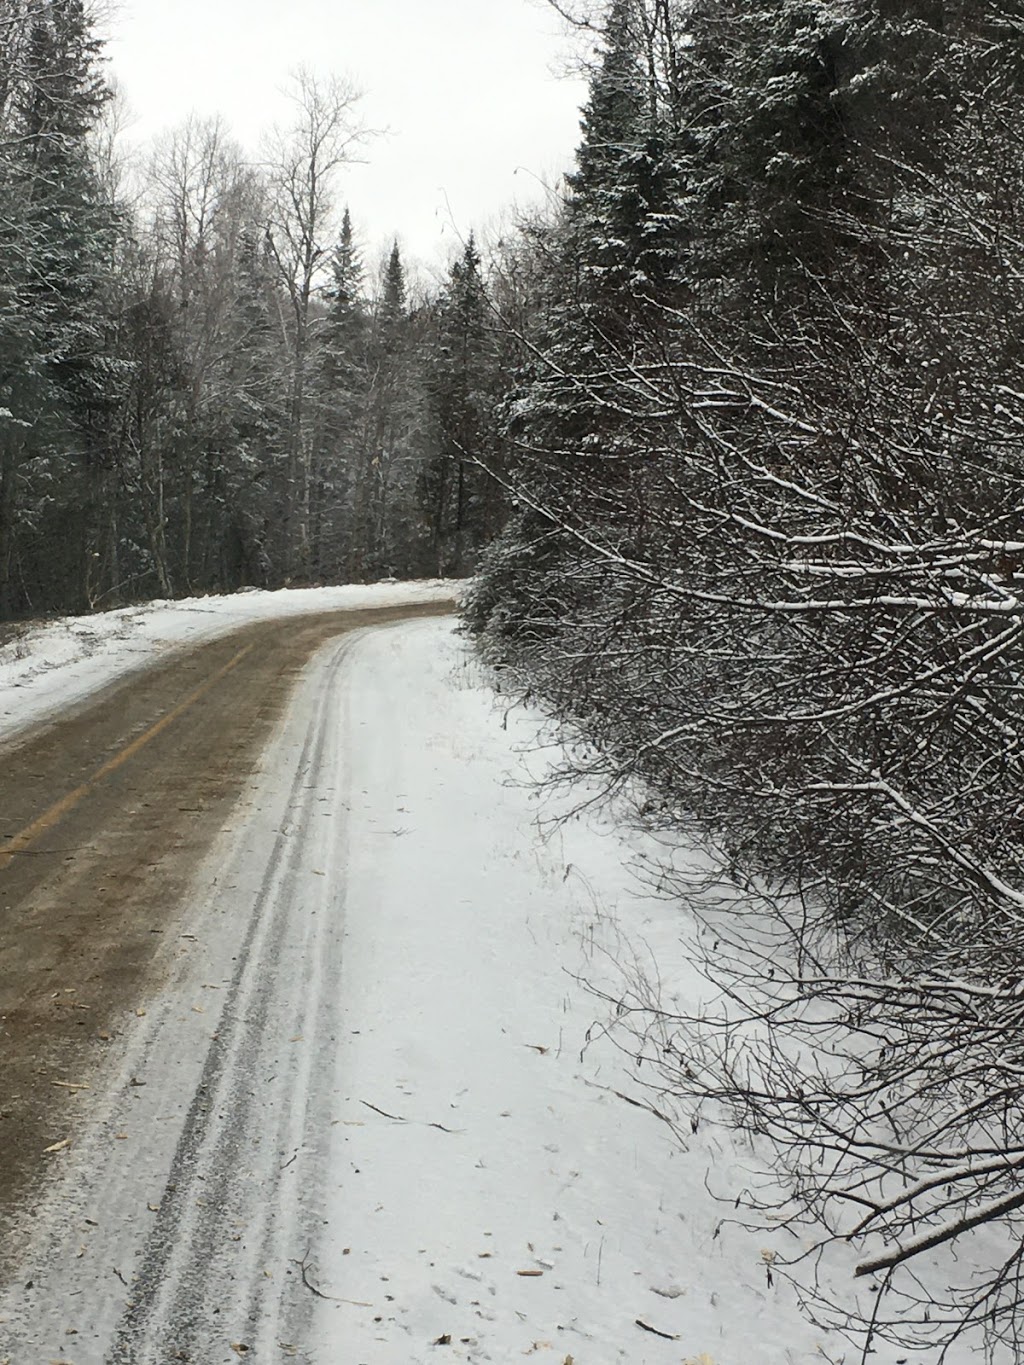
[347,240,415,578]
[497,0,688,561]
[421,234,502,575]
[313,207,369,579]
[566,0,688,315]
[0,0,123,615]
[324,208,365,368]
[468,1,685,650]
[380,239,406,338]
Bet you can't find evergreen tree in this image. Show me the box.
[566,0,688,315]
[348,240,415,578]
[473,0,690,653]
[324,208,365,367]
[0,0,123,615]
[380,239,406,336]
[312,207,370,579]
[422,234,503,575]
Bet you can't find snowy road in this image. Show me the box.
[0,611,888,1364]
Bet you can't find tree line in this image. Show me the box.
[0,0,508,619]
[466,0,1024,1356]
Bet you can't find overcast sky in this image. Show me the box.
[103,0,590,275]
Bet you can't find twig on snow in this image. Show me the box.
[361,1100,406,1123]
[582,1078,676,1128]
[360,1099,461,1134]
[291,1249,370,1307]
[635,1318,680,1341]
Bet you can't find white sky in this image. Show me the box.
[103,0,589,275]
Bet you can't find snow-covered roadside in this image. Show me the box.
[304,620,896,1364]
[0,580,457,745]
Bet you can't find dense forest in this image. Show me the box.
[0,1,509,618]
[465,0,1024,1358]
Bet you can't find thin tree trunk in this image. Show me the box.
[0,439,19,620]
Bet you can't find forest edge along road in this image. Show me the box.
[0,598,455,1255]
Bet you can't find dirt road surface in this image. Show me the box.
[0,602,452,1285]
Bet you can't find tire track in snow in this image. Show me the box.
[106,635,355,1364]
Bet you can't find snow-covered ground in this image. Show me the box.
[301,620,875,1364]
[0,592,900,1363]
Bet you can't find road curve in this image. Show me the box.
[0,599,454,1272]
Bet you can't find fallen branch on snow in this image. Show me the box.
[635,1318,680,1341]
[360,1099,461,1134]
[291,1249,371,1307]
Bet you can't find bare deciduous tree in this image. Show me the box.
[263,67,368,577]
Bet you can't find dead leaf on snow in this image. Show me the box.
[229,1345,250,1356]
[516,1269,543,1277]
[524,1045,549,1055]
[432,1335,451,1346]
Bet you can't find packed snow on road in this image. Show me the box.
[0,587,899,1363]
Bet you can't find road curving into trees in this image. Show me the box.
[0,598,455,1262]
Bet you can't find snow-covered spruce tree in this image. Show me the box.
[0,0,125,616]
[420,234,507,577]
[466,0,691,661]
[344,241,430,580]
[310,206,371,581]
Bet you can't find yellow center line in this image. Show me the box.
[0,642,256,875]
